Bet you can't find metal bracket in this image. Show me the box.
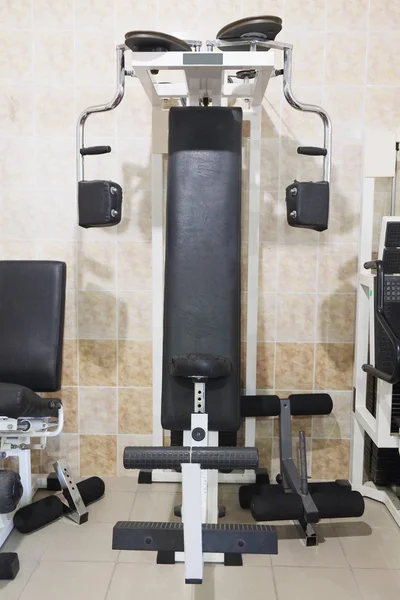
[53,460,89,525]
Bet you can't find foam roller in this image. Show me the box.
[123,446,259,471]
[14,495,64,534]
[241,394,333,417]
[241,395,280,417]
[308,481,352,495]
[289,394,333,416]
[251,489,303,521]
[63,476,105,507]
[239,483,263,509]
[312,491,365,519]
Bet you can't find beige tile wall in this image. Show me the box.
[1,0,399,479]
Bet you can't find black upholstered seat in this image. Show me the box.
[0,383,59,419]
[0,261,66,420]
[170,354,232,379]
[125,30,192,52]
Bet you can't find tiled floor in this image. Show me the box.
[2,476,400,599]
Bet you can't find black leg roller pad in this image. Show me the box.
[0,553,20,580]
[14,477,105,534]
[240,482,365,521]
[124,446,259,471]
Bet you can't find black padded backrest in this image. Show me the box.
[161,107,242,432]
[0,261,66,392]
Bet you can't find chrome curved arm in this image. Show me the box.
[283,47,332,183]
[77,44,126,182]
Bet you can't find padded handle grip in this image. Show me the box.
[80,146,112,156]
[241,395,280,417]
[123,446,259,470]
[297,146,327,156]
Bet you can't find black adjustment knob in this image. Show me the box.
[192,427,206,442]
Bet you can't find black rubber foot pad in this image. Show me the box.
[138,470,153,484]
[224,553,243,566]
[186,579,202,584]
[255,469,270,485]
[157,551,175,564]
[0,553,20,580]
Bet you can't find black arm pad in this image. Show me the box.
[289,393,333,416]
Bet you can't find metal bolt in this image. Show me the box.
[110,186,117,195]
[289,210,297,219]
[291,187,298,196]
[111,209,119,217]
[7,424,13,430]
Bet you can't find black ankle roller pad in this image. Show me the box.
[123,446,259,470]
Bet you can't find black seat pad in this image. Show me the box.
[0,470,23,514]
[0,383,59,419]
[125,31,192,52]
[170,354,232,379]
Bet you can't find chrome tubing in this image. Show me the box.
[283,47,332,183]
[77,44,126,182]
[390,144,398,216]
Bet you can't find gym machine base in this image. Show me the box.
[351,130,400,527]
[239,394,364,546]
[77,16,332,584]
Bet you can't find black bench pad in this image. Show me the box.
[161,107,243,432]
[0,383,59,419]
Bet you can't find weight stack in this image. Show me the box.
[364,432,400,486]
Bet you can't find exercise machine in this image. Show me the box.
[351,130,400,526]
[0,261,102,580]
[77,16,332,584]
[239,394,364,546]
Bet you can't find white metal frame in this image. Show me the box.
[351,130,400,526]
[0,407,64,547]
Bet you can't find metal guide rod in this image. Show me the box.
[282,47,332,183]
[76,45,126,181]
[244,107,262,448]
[390,143,399,216]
